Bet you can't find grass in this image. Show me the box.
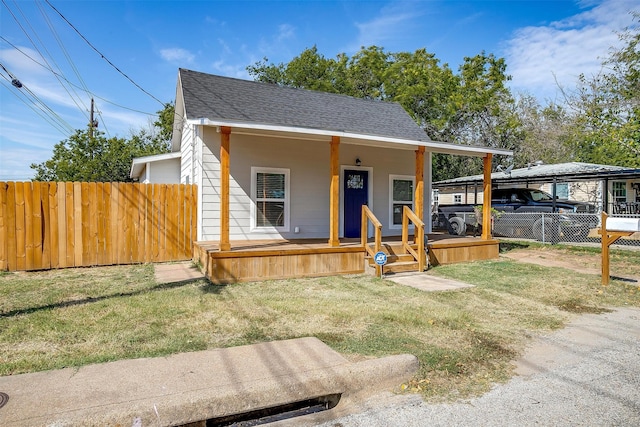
[1,244,639,401]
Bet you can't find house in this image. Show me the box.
[433,162,640,215]
[130,152,181,184]
[153,69,512,282]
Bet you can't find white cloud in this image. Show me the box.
[210,60,250,80]
[348,1,421,52]
[0,147,49,180]
[256,22,298,60]
[276,24,295,42]
[0,46,49,76]
[0,114,64,150]
[504,0,637,102]
[159,48,195,64]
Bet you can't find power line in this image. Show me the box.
[44,0,165,107]
[2,0,87,126]
[0,70,74,136]
[0,36,157,116]
[35,1,110,136]
[35,0,93,121]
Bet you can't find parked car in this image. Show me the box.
[435,188,597,241]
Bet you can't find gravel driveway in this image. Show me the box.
[317,307,640,427]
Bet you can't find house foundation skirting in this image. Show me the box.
[428,237,500,266]
[194,241,364,284]
[194,237,499,284]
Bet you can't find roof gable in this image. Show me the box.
[178,68,430,142]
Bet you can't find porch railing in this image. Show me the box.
[361,205,382,275]
[402,205,426,271]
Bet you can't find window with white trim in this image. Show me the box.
[389,175,414,228]
[454,194,462,204]
[612,182,626,203]
[251,167,289,231]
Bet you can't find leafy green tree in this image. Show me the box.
[385,48,458,140]
[512,95,574,166]
[152,102,175,149]
[31,103,174,182]
[564,13,640,167]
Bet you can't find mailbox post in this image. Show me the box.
[600,213,638,285]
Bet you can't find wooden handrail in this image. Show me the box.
[361,205,383,275]
[402,205,426,271]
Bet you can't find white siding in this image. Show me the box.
[200,127,221,240]
[140,165,150,184]
[144,159,180,184]
[180,123,199,185]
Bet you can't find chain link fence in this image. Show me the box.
[433,211,640,246]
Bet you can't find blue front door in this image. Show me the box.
[344,169,368,238]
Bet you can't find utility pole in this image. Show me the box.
[89,98,98,138]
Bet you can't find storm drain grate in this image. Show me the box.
[203,393,341,426]
[0,392,8,409]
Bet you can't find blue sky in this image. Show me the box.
[0,0,637,181]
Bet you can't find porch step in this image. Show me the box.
[365,246,425,274]
[367,253,416,265]
[383,260,421,274]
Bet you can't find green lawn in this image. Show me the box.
[1,244,639,401]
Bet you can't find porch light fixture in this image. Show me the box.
[355,158,361,166]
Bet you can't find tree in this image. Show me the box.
[563,13,640,167]
[431,53,521,180]
[511,94,574,166]
[31,103,174,182]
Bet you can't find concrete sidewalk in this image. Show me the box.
[384,272,475,292]
[0,337,418,426]
[154,262,205,284]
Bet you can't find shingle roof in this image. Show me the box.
[178,68,431,142]
[434,162,640,187]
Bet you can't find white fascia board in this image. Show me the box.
[189,118,512,158]
[171,75,186,152]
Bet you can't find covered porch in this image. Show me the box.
[203,129,503,284]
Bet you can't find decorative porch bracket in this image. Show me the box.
[361,205,383,276]
[481,153,492,240]
[328,136,340,247]
[402,206,426,271]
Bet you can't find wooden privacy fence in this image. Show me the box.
[0,182,197,271]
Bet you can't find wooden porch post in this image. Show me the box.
[415,146,425,242]
[329,136,340,247]
[219,126,231,251]
[481,153,492,240]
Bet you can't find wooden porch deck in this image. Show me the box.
[194,234,499,284]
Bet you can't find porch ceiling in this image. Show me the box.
[191,118,513,158]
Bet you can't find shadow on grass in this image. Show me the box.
[499,241,533,253]
[201,282,231,294]
[0,278,212,319]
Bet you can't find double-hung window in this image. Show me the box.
[389,175,414,228]
[612,182,626,203]
[251,167,289,232]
